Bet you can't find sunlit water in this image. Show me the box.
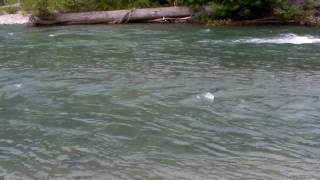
[0,24,320,179]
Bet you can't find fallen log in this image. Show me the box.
[147,16,192,23]
[30,6,213,26]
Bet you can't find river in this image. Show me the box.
[0,24,320,179]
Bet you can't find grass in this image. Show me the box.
[0,4,19,14]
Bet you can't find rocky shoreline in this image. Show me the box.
[1,7,320,27]
[0,12,31,25]
[1,0,320,26]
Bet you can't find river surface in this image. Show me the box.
[0,24,320,179]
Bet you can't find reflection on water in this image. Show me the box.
[0,25,320,179]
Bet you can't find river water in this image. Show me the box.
[0,24,320,179]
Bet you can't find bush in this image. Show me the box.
[0,4,19,14]
[212,0,277,19]
[21,0,313,20]
[22,0,171,14]
[6,5,18,14]
[22,0,65,17]
[274,3,303,18]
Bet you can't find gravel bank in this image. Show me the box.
[0,13,30,25]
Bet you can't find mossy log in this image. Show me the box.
[29,6,213,26]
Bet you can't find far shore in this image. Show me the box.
[0,6,319,27]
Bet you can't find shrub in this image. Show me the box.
[22,0,64,17]
[274,4,303,18]
[22,0,168,14]
[6,5,18,14]
[212,0,276,19]
[0,4,19,14]
[21,0,313,20]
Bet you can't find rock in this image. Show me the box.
[0,13,31,25]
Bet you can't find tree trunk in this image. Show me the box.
[31,6,213,26]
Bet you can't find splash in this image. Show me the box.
[196,92,215,103]
[14,84,22,88]
[234,33,320,44]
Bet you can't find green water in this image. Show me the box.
[0,24,320,179]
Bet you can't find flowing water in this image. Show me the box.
[0,24,320,179]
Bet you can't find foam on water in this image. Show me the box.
[196,92,215,103]
[197,40,224,44]
[13,84,22,88]
[234,33,320,44]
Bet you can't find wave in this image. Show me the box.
[234,33,320,44]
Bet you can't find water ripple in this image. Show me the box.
[1,25,320,179]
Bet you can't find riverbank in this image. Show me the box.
[0,6,212,26]
[0,5,320,27]
[0,12,31,25]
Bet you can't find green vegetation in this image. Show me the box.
[0,0,316,22]
[21,0,173,14]
[207,0,311,20]
[0,1,19,15]
[274,0,303,19]
[0,0,18,6]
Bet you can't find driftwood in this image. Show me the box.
[147,16,192,23]
[233,17,298,26]
[30,6,213,26]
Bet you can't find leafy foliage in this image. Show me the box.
[212,0,272,19]
[20,0,312,20]
[274,0,303,19]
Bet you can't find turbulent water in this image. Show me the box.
[0,24,320,179]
